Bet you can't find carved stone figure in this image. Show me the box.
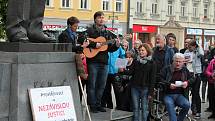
[6,0,56,42]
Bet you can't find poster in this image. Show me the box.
[28,86,77,121]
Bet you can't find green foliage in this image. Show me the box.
[0,0,7,39]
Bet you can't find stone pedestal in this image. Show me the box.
[0,43,82,121]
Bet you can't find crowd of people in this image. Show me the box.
[58,11,215,121]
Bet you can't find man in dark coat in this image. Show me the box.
[152,34,174,82]
[6,0,55,42]
[86,11,119,113]
[160,53,191,121]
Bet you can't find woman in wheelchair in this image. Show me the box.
[159,53,191,121]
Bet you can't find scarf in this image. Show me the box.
[66,28,77,42]
[137,56,152,64]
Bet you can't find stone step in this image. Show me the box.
[84,108,133,121]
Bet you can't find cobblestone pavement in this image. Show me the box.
[187,101,214,121]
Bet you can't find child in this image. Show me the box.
[75,53,88,102]
[122,44,157,121]
[117,51,134,111]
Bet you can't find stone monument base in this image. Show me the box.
[0,43,82,121]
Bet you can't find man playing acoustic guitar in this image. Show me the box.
[85,11,120,113]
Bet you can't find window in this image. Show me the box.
[152,0,158,14]
[168,0,173,15]
[102,0,110,11]
[193,3,198,17]
[116,0,122,12]
[136,1,143,13]
[45,0,51,7]
[62,0,70,8]
[204,4,209,18]
[214,2,215,18]
[181,2,186,16]
[80,0,88,9]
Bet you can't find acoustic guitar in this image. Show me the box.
[83,36,115,58]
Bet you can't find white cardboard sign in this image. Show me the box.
[115,58,128,68]
[28,86,77,121]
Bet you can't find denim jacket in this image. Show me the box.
[185,46,204,74]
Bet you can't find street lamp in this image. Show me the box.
[108,11,118,32]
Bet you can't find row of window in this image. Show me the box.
[45,0,124,12]
[136,0,215,18]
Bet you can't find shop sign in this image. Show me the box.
[106,28,118,31]
[187,28,202,35]
[133,25,157,33]
[204,30,215,35]
[106,28,119,35]
[43,25,66,31]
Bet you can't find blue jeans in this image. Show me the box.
[87,63,108,108]
[164,94,190,121]
[131,86,149,121]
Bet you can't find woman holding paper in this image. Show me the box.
[122,43,156,121]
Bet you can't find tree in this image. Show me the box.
[0,0,7,39]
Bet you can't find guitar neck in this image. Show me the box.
[87,37,116,46]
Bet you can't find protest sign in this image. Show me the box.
[28,86,77,121]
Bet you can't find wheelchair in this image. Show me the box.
[149,82,195,121]
[150,82,168,121]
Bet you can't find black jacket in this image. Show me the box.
[123,59,157,95]
[86,24,119,64]
[58,30,83,53]
[160,65,191,98]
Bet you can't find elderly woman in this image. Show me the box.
[130,39,142,59]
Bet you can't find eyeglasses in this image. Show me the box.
[175,60,184,63]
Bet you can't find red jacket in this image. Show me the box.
[82,57,88,75]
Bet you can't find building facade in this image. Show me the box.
[130,0,215,49]
[43,0,128,38]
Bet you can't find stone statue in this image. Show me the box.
[6,0,56,42]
